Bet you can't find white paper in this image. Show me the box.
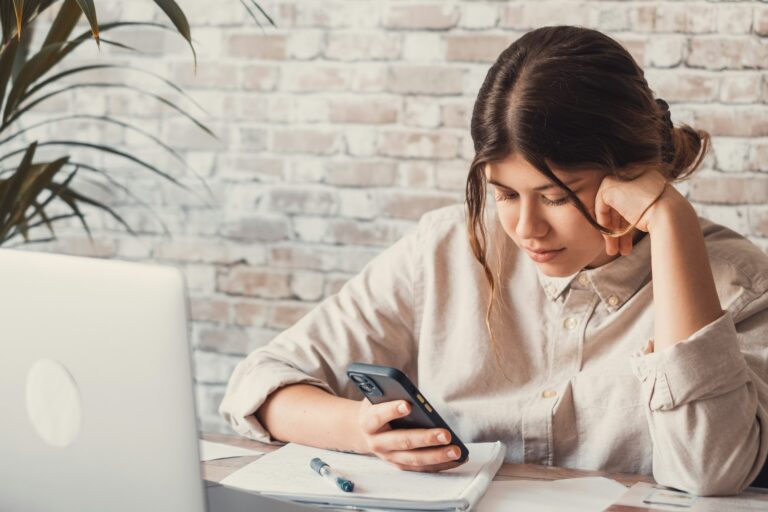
[613,482,768,512]
[220,441,505,509]
[475,476,628,512]
[199,440,263,461]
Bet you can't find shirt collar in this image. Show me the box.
[535,233,652,310]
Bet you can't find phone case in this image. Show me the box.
[347,362,469,463]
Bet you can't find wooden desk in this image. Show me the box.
[201,432,655,510]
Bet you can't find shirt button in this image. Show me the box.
[607,295,620,307]
[563,317,578,330]
[541,389,557,399]
[577,273,589,285]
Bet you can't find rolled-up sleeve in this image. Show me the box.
[630,294,768,496]
[219,226,421,444]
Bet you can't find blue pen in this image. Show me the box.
[310,457,355,493]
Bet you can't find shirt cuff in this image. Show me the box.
[630,311,751,411]
[219,361,336,444]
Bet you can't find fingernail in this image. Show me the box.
[447,449,459,459]
[398,403,408,414]
[437,433,447,444]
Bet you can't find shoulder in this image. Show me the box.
[700,217,768,316]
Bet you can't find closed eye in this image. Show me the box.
[493,188,571,206]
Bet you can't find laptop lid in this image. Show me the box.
[0,249,314,512]
[0,248,206,511]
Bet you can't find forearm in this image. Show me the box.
[256,383,367,453]
[648,189,723,350]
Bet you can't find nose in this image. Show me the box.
[515,197,550,240]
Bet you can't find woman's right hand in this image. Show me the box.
[356,398,465,472]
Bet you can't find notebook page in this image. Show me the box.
[221,442,504,505]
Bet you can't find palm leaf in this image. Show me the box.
[23,63,206,113]
[7,82,215,139]
[0,141,36,235]
[72,0,98,44]
[0,37,19,114]
[43,0,81,47]
[152,0,196,67]
[12,0,23,38]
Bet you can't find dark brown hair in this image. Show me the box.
[466,26,709,361]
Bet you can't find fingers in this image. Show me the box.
[358,399,464,472]
[360,400,409,435]
[384,445,464,468]
[368,427,452,453]
[395,460,464,473]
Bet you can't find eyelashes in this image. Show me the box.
[494,190,570,206]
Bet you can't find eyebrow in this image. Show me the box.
[487,176,584,192]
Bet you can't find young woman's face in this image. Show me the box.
[486,153,617,277]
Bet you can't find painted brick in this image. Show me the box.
[645,70,719,102]
[646,36,685,68]
[219,215,292,243]
[712,138,751,173]
[271,128,341,155]
[329,97,399,124]
[324,32,401,61]
[269,244,338,271]
[750,207,768,238]
[266,185,338,215]
[378,130,460,159]
[459,3,499,29]
[267,301,315,329]
[232,301,268,327]
[227,33,288,59]
[190,297,229,323]
[328,219,401,247]
[445,34,514,63]
[756,6,768,36]
[720,74,763,103]
[690,107,768,137]
[387,65,465,96]
[441,100,473,129]
[326,160,398,187]
[217,266,292,298]
[382,4,459,30]
[689,175,768,204]
[402,33,444,62]
[715,4,753,35]
[280,65,351,92]
[500,2,590,30]
[242,65,280,91]
[403,97,441,128]
[290,271,325,301]
[379,191,461,220]
[750,143,768,173]
[687,37,768,70]
[153,238,266,264]
[397,161,435,188]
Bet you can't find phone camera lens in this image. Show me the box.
[360,383,374,394]
[350,374,366,384]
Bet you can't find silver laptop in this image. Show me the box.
[0,249,312,512]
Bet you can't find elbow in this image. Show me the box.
[654,467,753,497]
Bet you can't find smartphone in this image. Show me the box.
[347,362,469,463]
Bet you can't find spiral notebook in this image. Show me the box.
[220,441,506,511]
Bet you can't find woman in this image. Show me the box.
[220,26,768,495]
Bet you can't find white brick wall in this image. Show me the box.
[20,0,768,433]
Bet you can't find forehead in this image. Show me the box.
[485,153,600,188]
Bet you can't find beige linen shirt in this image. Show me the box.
[220,204,768,495]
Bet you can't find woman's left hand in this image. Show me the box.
[594,170,668,256]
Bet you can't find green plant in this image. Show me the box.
[0,0,272,245]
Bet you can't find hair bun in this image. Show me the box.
[655,98,673,130]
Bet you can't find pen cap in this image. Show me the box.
[310,457,326,473]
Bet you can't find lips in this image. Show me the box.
[525,247,562,254]
[524,247,565,263]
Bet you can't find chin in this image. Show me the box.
[535,262,580,278]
